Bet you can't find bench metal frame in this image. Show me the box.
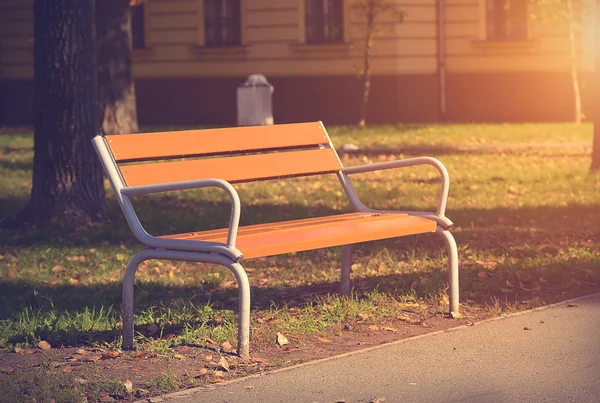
[92,129,459,360]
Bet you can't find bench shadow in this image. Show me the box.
[4,247,598,348]
[2,195,598,254]
[1,194,599,347]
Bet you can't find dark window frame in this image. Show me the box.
[204,0,242,47]
[131,4,146,50]
[486,0,528,42]
[305,0,345,45]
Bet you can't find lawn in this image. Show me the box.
[1,123,599,402]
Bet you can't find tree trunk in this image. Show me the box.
[20,0,105,226]
[566,0,582,125]
[591,0,600,171]
[359,0,376,128]
[95,0,139,135]
[593,124,600,172]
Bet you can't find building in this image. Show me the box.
[0,0,597,126]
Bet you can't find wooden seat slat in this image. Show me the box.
[164,214,436,259]
[106,122,330,162]
[166,212,404,240]
[119,148,342,187]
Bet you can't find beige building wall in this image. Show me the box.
[0,0,596,125]
[1,0,590,79]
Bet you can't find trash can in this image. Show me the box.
[237,74,274,126]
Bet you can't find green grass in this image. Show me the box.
[327,123,593,147]
[1,124,600,399]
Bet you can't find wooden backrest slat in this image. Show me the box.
[119,148,342,187]
[106,122,330,162]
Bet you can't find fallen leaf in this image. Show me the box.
[205,338,218,347]
[244,385,255,390]
[69,277,79,285]
[77,348,88,355]
[174,354,186,360]
[450,311,463,319]
[213,370,226,378]
[317,337,333,343]
[217,357,230,372]
[477,271,489,279]
[220,340,234,354]
[133,351,148,360]
[116,254,125,261]
[209,377,224,384]
[51,265,62,273]
[50,361,62,368]
[204,354,213,362]
[276,332,289,346]
[367,325,379,331]
[383,327,397,332]
[102,350,121,359]
[192,368,208,378]
[67,354,85,362]
[63,366,74,373]
[540,320,545,324]
[370,397,386,403]
[0,367,14,374]
[84,355,102,362]
[148,397,164,403]
[38,341,51,350]
[124,379,133,393]
[252,357,270,365]
[524,327,531,331]
[398,315,421,325]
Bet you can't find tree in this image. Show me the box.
[18,0,143,226]
[351,0,405,128]
[96,0,141,135]
[19,0,105,226]
[591,0,600,171]
[529,0,587,124]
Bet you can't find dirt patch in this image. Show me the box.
[0,305,482,402]
[1,287,598,402]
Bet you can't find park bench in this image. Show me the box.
[92,121,459,359]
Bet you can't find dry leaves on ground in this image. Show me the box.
[276,332,289,346]
[37,341,51,350]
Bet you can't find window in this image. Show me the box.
[487,0,528,41]
[305,0,344,44]
[204,0,241,47]
[131,4,146,49]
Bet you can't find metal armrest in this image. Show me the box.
[339,157,453,229]
[121,178,242,248]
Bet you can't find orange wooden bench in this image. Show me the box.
[92,121,459,359]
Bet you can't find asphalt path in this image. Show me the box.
[148,293,600,403]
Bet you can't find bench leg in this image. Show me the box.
[340,244,352,295]
[227,262,251,360]
[121,249,251,359]
[122,251,150,351]
[437,230,459,314]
